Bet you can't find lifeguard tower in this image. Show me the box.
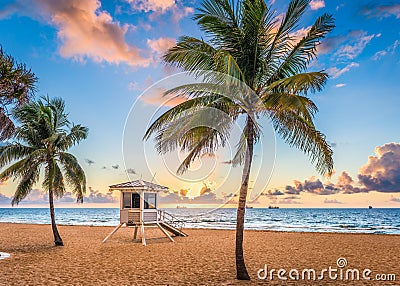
[102,180,187,245]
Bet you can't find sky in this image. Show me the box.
[0,0,400,208]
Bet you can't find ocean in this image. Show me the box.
[0,208,399,234]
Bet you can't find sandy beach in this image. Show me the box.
[0,223,399,285]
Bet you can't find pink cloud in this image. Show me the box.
[327,62,359,79]
[324,198,343,204]
[290,26,311,43]
[362,4,400,19]
[126,0,193,24]
[335,33,377,60]
[126,0,175,13]
[171,6,194,23]
[16,0,151,67]
[309,0,325,10]
[358,143,400,193]
[139,86,187,107]
[147,37,176,57]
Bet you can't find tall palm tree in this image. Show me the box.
[144,0,334,280]
[0,46,37,140]
[0,97,88,246]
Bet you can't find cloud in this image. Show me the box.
[1,187,118,205]
[324,198,343,204]
[327,62,359,78]
[372,40,399,61]
[179,189,189,197]
[309,0,325,10]
[277,196,302,204]
[159,190,224,205]
[199,182,213,196]
[3,0,151,67]
[85,187,118,203]
[335,83,346,88]
[336,4,345,11]
[170,6,194,23]
[318,30,377,59]
[125,0,193,23]
[139,86,187,107]
[147,37,176,60]
[263,190,285,196]
[126,0,175,13]
[126,168,136,174]
[282,178,340,196]
[358,143,400,193]
[284,180,303,195]
[361,4,400,19]
[278,143,400,196]
[335,32,378,60]
[336,171,368,194]
[282,177,340,196]
[290,26,312,43]
[303,178,340,195]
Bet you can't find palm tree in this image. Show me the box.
[144,0,334,280]
[0,46,37,140]
[0,97,88,246]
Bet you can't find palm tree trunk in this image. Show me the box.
[236,116,254,280]
[49,189,63,246]
[47,158,63,246]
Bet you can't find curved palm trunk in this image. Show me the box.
[49,189,63,246]
[236,116,254,280]
[48,159,63,246]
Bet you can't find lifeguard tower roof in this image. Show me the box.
[109,180,168,192]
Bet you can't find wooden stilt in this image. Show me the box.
[157,223,174,242]
[141,223,146,246]
[102,223,123,243]
[133,226,138,240]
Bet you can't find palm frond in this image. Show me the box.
[266,71,328,94]
[194,0,242,48]
[271,13,335,79]
[263,0,309,77]
[164,36,217,75]
[58,152,86,203]
[11,163,40,205]
[0,143,35,167]
[53,162,66,199]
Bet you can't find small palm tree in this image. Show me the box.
[0,97,88,246]
[145,0,334,280]
[0,46,37,140]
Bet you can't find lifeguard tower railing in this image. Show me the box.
[125,209,185,230]
[157,209,185,230]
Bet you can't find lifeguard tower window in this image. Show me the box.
[144,193,156,209]
[123,192,140,208]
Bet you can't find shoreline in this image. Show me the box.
[1,221,399,236]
